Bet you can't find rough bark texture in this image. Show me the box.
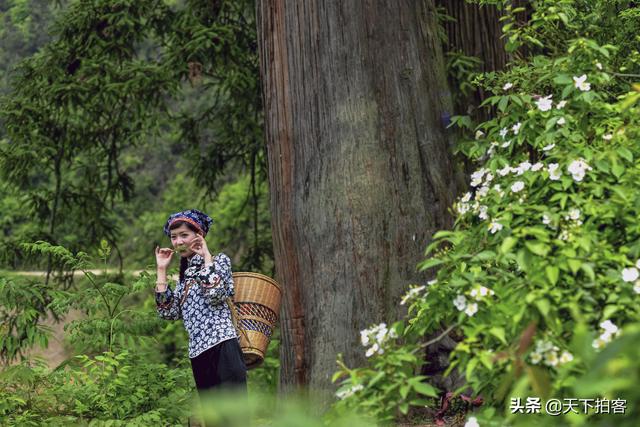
[257,0,458,394]
[436,0,508,120]
[437,0,508,73]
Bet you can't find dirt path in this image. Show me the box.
[22,309,85,369]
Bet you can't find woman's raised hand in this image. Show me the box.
[189,235,211,260]
[155,246,174,270]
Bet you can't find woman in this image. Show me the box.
[154,209,247,395]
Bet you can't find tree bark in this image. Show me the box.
[257,0,458,394]
[436,0,508,120]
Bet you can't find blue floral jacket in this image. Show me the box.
[155,253,238,358]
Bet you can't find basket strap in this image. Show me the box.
[226,297,252,347]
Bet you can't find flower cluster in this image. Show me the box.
[360,323,398,357]
[621,260,640,294]
[567,159,592,182]
[529,340,573,367]
[335,383,364,400]
[592,320,620,350]
[400,284,426,306]
[453,288,494,317]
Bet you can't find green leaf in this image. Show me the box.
[473,250,497,261]
[498,96,509,112]
[399,402,409,414]
[545,265,559,285]
[400,384,410,399]
[489,327,507,344]
[535,299,550,318]
[411,381,438,397]
[525,241,550,257]
[500,237,518,254]
[580,263,595,281]
[369,371,386,387]
[418,258,444,271]
[617,147,633,163]
[567,259,582,274]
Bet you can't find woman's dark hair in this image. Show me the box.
[169,220,201,282]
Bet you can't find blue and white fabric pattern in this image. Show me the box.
[155,253,238,358]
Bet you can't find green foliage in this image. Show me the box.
[332,1,640,425]
[0,275,64,365]
[0,0,270,274]
[0,351,193,425]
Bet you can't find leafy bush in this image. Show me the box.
[332,1,640,425]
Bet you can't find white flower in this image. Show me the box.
[596,62,603,70]
[499,127,509,138]
[475,130,485,140]
[454,295,467,311]
[573,74,591,91]
[557,117,566,125]
[592,337,607,349]
[465,416,480,427]
[548,163,562,180]
[365,343,379,357]
[543,214,552,225]
[512,122,522,135]
[559,351,574,364]
[427,279,437,286]
[511,181,525,193]
[478,205,489,220]
[457,203,470,215]
[544,351,559,367]
[487,142,498,157]
[480,286,493,297]
[531,162,544,172]
[336,384,364,400]
[493,184,504,197]
[470,168,487,187]
[501,140,512,148]
[360,330,370,346]
[461,192,472,203]
[498,165,512,176]
[536,340,553,353]
[476,186,490,199]
[600,320,619,335]
[530,352,542,364]
[536,95,553,111]
[567,159,592,182]
[559,229,570,241]
[603,133,613,141]
[636,259,640,269]
[556,100,567,109]
[400,285,426,305]
[633,281,640,294]
[516,161,531,175]
[464,302,478,317]
[567,208,581,221]
[488,221,503,234]
[484,173,494,183]
[542,143,556,151]
[503,82,513,90]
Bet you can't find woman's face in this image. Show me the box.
[169,224,199,257]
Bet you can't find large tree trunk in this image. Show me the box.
[257,0,458,394]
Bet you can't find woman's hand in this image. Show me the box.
[155,246,174,270]
[189,235,212,262]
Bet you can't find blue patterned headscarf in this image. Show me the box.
[163,209,213,237]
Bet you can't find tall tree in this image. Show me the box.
[257,0,459,392]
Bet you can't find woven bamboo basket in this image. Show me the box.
[232,272,281,369]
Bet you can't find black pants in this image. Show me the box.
[190,338,247,393]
